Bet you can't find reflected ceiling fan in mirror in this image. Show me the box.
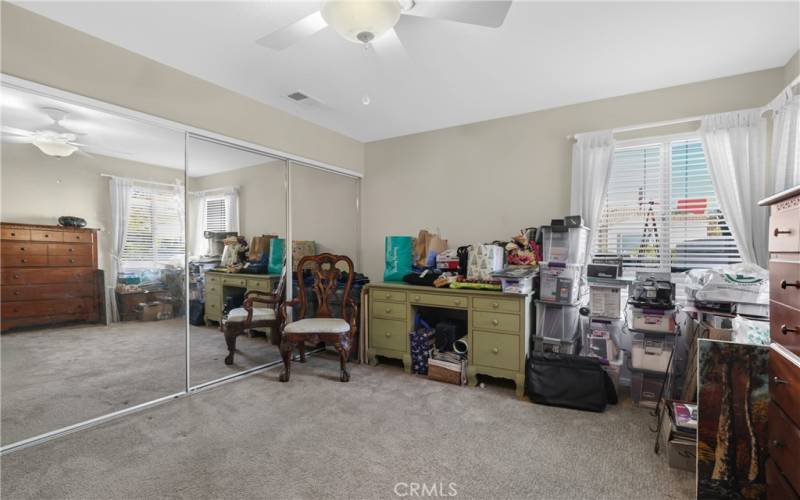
[1,107,131,158]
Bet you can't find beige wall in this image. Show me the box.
[783,50,800,87]
[0,3,364,174]
[0,143,183,271]
[361,68,788,281]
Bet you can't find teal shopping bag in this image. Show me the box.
[384,236,413,282]
[268,238,285,274]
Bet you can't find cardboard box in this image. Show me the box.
[701,322,733,341]
[427,358,465,385]
[137,301,173,321]
[292,240,317,270]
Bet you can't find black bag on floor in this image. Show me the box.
[189,300,205,326]
[525,352,618,412]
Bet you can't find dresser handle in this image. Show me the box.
[21,259,27,263]
[771,439,785,449]
[454,299,461,306]
[44,234,49,238]
[69,259,75,263]
[780,280,800,289]
[492,347,499,354]
[774,228,792,236]
[13,274,20,279]
[414,295,420,302]
[492,302,499,309]
[10,232,15,236]
[491,319,500,326]
[385,293,391,299]
[384,307,392,314]
[385,332,392,338]
[773,376,788,384]
[68,248,74,252]
[19,247,25,251]
[13,291,20,295]
[780,324,798,335]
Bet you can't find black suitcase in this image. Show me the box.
[525,352,618,412]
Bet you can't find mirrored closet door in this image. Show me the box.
[0,84,187,445]
[186,135,288,387]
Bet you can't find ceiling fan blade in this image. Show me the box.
[71,142,133,156]
[256,11,327,50]
[1,126,35,137]
[403,0,512,28]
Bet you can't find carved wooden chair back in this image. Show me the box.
[294,253,354,322]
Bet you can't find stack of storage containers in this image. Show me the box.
[584,283,625,391]
[627,304,676,408]
[534,223,590,354]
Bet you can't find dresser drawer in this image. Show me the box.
[369,318,407,352]
[771,301,800,356]
[63,231,93,244]
[770,206,800,253]
[371,300,406,321]
[473,330,519,371]
[772,260,800,311]
[2,298,93,318]
[247,278,272,292]
[473,310,520,334]
[473,297,520,313]
[769,401,800,494]
[205,283,222,297]
[1,227,30,241]
[1,268,95,285]
[2,283,94,302]
[30,229,64,242]
[770,347,800,428]
[372,289,407,303]
[1,242,47,255]
[2,255,48,267]
[222,276,248,288]
[47,243,93,256]
[767,458,799,500]
[205,300,222,320]
[408,292,467,309]
[48,255,93,267]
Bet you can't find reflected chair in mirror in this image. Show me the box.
[278,253,357,382]
[221,268,286,366]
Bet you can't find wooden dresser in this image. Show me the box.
[759,185,800,500]
[1,223,102,332]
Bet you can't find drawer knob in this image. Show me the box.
[771,439,785,450]
[414,295,420,301]
[385,293,391,299]
[492,347,499,354]
[385,332,392,338]
[69,259,75,263]
[773,376,788,385]
[384,307,392,314]
[780,280,800,289]
[13,274,20,279]
[10,232,15,236]
[780,324,798,335]
[491,319,499,326]
[13,291,20,295]
[492,302,499,309]
[44,234,49,238]
[68,248,74,252]
[454,299,462,305]
[19,247,25,251]
[774,228,792,236]
[21,259,27,263]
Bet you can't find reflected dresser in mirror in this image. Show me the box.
[1,223,103,332]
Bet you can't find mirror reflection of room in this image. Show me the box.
[0,85,186,445]
[186,137,288,386]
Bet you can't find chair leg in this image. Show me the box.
[337,342,350,382]
[297,341,306,363]
[279,338,292,382]
[224,325,239,365]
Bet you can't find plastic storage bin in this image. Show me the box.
[589,285,622,318]
[629,307,676,333]
[539,262,583,304]
[536,301,581,342]
[532,336,580,355]
[541,225,589,264]
[500,276,533,294]
[602,352,624,393]
[584,318,622,361]
[631,332,675,372]
[631,370,666,409]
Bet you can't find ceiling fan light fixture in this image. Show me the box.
[32,136,78,158]
[321,0,402,44]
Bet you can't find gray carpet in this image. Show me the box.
[1,353,695,499]
[1,319,282,445]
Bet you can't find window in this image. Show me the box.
[593,138,740,273]
[203,196,230,233]
[120,185,184,269]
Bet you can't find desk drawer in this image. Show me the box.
[205,300,222,320]
[766,458,799,500]
[771,301,800,356]
[63,231,93,244]
[47,243,93,256]
[473,330,519,371]
[206,275,221,286]
[772,260,800,311]
[473,297,520,313]
[408,292,466,309]
[1,242,47,255]
[222,277,248,288]
[205,283,222,297]
[371,300,405,321]
[769,401,800,494]
[49,255,93,267]
[770,206,800,253]
[30,229,63,242]
[2,283,94,302]
[1,227,30,241]
[473,311,520,334]
[248,278,272,292]
[3,255,48,267]
[372,289,407,303]
[770,347,800,428]
[370,318,407,352]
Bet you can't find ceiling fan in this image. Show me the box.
[256,0,513,50]
[1,107,130,158]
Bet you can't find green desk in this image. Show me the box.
[365,282,533,397]
[203,270,279,325]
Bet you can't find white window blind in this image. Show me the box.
[120,185,184,269]
[204,197,229,233]
[593,138,740,272]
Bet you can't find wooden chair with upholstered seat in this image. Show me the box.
[278,253,357,382]
[221,268,286,366]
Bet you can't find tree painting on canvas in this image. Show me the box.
[697,339,769,499]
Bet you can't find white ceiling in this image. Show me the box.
[1,85,274,175]
[13,1,800,142]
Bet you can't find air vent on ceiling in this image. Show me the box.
[288,91,309,102]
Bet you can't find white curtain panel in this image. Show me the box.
[770,87,800,192]
[223,187,240,233]
[569,130,615,263]
[191,192,208,256]
[700,108,769,267]
[108,177,133,322]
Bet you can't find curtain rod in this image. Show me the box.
[189,185,239,196]
[100,173,183,188]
